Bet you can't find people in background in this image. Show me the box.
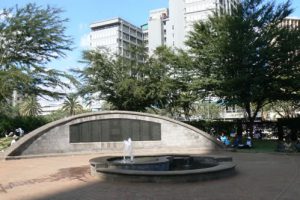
[245,137,253,148]
[232,133,242,148]
[5,127,25,139]
[15,128,24,137]
[220,133,231,146]
[253,129,261,139]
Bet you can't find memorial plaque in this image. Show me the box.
[91,120,100,142]
[110,119,122,141]
[81,122,91,142]
[121,119,131,140]
[69,118,161,143]
[131,120,140,141]
[140,121,150,141]
[101,120,110,142]
[151,123,161,140]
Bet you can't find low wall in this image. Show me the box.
[4,111,224,158]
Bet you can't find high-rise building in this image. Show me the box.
[89,1,239,56]
[281,17,300,57]
[166,0,239,50]
[143,0,239,53]
[281,17,300,29]
[147,8,169,54]
[89,18,143,59]
[141,23,149,52]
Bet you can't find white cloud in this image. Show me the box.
[0,9,12,21]
[80,33,90,49]
[79,23,88,31]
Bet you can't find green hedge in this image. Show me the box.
[278,117,300,130]
[184,120,237,135]
[185,119,299,139]
[0,115,12,137]
[277,117,300,141]
[0,114,48,137]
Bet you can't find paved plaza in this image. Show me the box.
[0,150,300,200]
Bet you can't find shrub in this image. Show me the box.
[184,120,236,135]
[0,115,48,137]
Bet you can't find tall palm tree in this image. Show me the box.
[19,95,42,116]
[62,94,83,116]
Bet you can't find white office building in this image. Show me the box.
[167,0,239,50]
[281,17,300,29]
[89,1,239,56]
[146,8,169,54]
[141,23,149,52]
[89,18,143,59]
[145,0,239,52]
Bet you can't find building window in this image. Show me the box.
[220,7,224,14]
[123,25,129,33]
[137,32,143,38]
[123,33,129,40]
[130,36,136,43]
[130,29,137,35]
[123,41,129,48]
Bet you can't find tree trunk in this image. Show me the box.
[277,123,284,141]
[290,127,297,142]
[248,117,255,138]
[236,120,243,144]
[244,102,262,138]
[245,103,253,138]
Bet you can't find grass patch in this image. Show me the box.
[235,139,278,153]
[0,137,13,151]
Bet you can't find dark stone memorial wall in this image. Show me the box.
[69,118,161,143]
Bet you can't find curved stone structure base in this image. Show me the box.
[89,155,236,182]
[4,111,224,159]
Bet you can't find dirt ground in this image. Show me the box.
[0,151,299,200]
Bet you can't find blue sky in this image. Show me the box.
[1,0,300,72]
[0,0,169,72]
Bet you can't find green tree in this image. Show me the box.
[186,0,300,133]
[78,45,202,116]
[44,109,69,122]
[19,95,42,116]
[0,68,29,105]
[151,46,200,120]
[62,94,83,116]
[77,46,169,111]
[0,3,73,106]
[194,101,222,120]
[265,100,300,118]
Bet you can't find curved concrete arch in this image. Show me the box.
[4,111,224,159]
